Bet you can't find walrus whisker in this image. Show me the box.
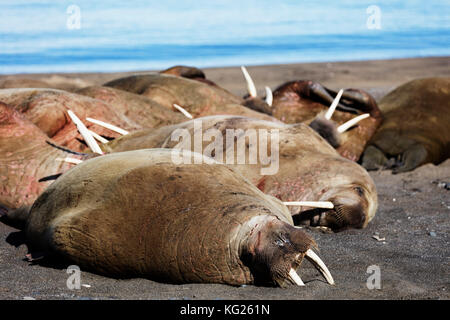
[337,113,370,133]
[241,66,257,98]
[305,249,335,285]
[45,140,90,156]
[288,268,305,286]
[173,104,193,119]
[67,110,104,154]
[283,201,334,209]
[55,157,83,165]
[86,117,129,135]
[265,86,273,106]
[324,88,344,120]
[88,129,109,144]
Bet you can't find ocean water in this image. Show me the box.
[0,0,449,74]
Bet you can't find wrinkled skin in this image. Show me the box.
[160,65,274,115]
[0,102,73,208]
[2,149,321,287]
[76,86,186,128]
[362,77,450,173]
[102,116,378,231]
[104,73,277,121]
[271,81,382,161]
[0,88,141,152]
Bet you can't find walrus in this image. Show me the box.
[238,69,383,161]
[160,65,274,116]
[85,116,378,231]
[0,102,74,208]
[0,148,334,287]
[75,85,186,128]
[0,88,141,152]
[103,73,276,121]
[362,77,450,173]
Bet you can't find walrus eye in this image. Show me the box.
[274,234,289,247]
[354,186,364,196]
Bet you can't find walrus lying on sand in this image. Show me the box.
[0,148,334,287]
[362,77,450,173]
[0,88,140,152]
[0,102,73,208]
[160,65,274,115]
[238,69,383,162]
[104,73,276,121]
[75,85,186,127]
[76,115,377,231]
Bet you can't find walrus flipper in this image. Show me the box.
[361,145,390,170]
[392,144,428,174]
[0,205,30,230]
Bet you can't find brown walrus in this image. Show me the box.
[267,81,382,162]
[95,116,378,231]
[0,88,140,152]
[0,148,334,287]
[103,73,276,121]
[75,85,186,128]
[0,102,73,208]
[362,77,450,173]
[236,68,383,161]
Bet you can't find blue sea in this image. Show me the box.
[0,0,449,74]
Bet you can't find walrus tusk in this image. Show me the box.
[55,157,83,165]
[67,110,104,155]
[337,113,370,133]
[173,104,194,119]
[283,201,334,209]
[305,249,335,285]
[324,89,344,120]
[88,129,109,144]
[86,117,129,135]
[265,86,273,106]
[241,66,257,98]
[288,268,305,286]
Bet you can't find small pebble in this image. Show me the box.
[23,296,35,300]
[429,232,437,237]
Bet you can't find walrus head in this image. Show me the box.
[241,216,334,287]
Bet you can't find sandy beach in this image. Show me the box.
[0,56,449,300]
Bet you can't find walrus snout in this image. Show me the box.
[242,218,334,287]
[293,186,371,231]
[323,188,370,230]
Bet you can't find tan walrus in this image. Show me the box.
[94,116,378,231]
[362,78,450,173]
[0,148,334,287]
[104,73,277,121]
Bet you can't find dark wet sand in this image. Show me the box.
[0,57,449,300]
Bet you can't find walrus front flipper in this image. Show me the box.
[0,204,30,230]
[362,145,390,170]
[392,144,428,174]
